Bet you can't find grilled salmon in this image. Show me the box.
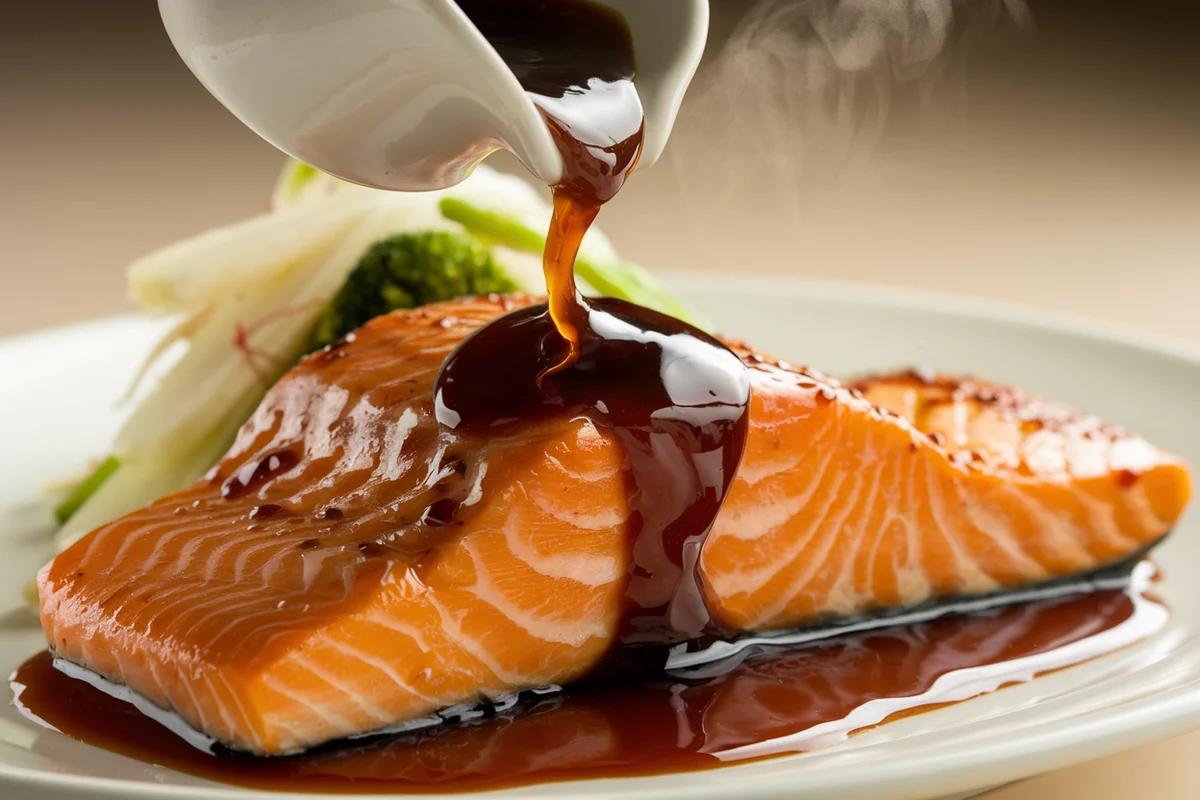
[38,296,1191,755]
[702,365,1190,630]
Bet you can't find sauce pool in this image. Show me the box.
[11,574,1165,794]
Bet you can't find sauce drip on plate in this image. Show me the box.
[12,576,1164,794]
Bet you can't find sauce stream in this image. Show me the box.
[456,0,644,367]
[442,0,749,656]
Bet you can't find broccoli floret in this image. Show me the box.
[312,231,518,348]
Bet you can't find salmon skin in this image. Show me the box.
[39,296,1191,755]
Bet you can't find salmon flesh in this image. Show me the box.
[39,296,1191,754]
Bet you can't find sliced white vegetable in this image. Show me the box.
[58,164,610,549]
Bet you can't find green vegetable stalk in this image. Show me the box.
[54,457,121,524]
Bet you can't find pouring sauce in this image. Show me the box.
[442,0,749,656]
[455,0,644,363]
[12,576,1163,793]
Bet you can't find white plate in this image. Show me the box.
[2,276,1199,800]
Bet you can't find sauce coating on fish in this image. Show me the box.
[443,0,753,660]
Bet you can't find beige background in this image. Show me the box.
[3,2,1199,797]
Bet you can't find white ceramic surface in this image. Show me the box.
[2,277,1200,800]
[158,0,708,191]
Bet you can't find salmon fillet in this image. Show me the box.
[38,296,1191,755]
[703,365,1190,630]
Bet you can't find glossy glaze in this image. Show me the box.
[436,297,750,652]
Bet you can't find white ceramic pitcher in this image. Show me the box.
[159,0,709,192]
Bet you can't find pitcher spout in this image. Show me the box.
[159,0,707,192]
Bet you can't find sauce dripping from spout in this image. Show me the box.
[533,77,643,374]
[443,1,750,658]
[455,0,644,374]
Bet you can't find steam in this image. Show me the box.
[663,0,1034,220]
